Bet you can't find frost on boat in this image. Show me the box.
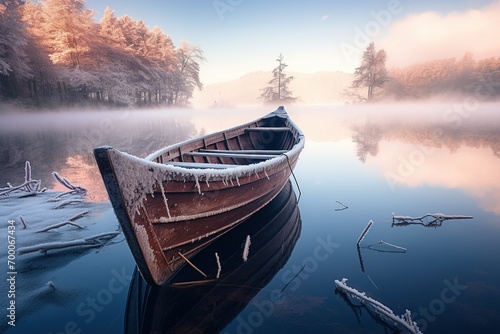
[335,278,423,334]
[93,106,305,286]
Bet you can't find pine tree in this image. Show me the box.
[260,53,297,104]
[350,42,389,101]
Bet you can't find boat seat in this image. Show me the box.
[165,161,238,169]
[184,151,279,160]
[245,127,290,132]
[199,149,287,155]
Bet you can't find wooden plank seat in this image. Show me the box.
[165,161,238,169]
[199,149,288,155]
[184,151,280,160]
[245,127,291,132]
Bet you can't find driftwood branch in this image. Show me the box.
[53,199,84,209]
[335,200,349,211]
[52,172,87,196]
[36,211,89,232]
[392,213,473,227]
[363,240,407,253]
[0,180,41,197]
[335,278,423,334]
[357,220,373,247]
[18,231,120,255]
[36,221,85,233]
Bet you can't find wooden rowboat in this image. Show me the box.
[125,181,301,333]
[94,106,304,286]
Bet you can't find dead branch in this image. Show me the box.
[53,199,84,209]
[36,221,85,233]
[18,231,121,255]
[392,213,473,227]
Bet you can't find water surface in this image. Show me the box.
[1,104,499,333]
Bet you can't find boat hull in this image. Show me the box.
[94,107,304,285]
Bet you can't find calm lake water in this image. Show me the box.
[1,104,500,333]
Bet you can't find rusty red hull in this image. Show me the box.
[94,106,304,285]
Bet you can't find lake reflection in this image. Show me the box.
[1,104,500,333]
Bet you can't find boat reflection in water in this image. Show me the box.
[125,181,301,333]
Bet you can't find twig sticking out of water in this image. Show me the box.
[50,172,87,200]
[19,215,27,229]
[357,220,373,247]
[17,231,120,255]
[242,235,251,262]
[215,252,222,279]
[335,200,349,211]
[392,213,473,227]
[335,278,423,334]
[0,161,42,196]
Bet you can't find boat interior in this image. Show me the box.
[151,114,299,169]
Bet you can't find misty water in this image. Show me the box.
[1,104,500,333]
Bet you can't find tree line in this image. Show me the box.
[0,0,204,108]
[345,43,500,103]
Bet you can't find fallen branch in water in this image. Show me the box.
[53,199,84,209]
[37,210,89,232]
[36,221,85,233]
[362,240,407,253]
[18,231,120,255]
[335,200,349,211]
[335,278,423,334]
[357,220,373,247]
[19,215,27,229]
[392,213,473,227]
[51,172,87,199]
[0,180,41,197]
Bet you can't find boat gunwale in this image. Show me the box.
[141,107,305,177]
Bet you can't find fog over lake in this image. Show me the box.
[1,103,499,333]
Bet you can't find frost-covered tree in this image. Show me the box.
[42,0,95,68]
[260,53,297,104]
[99,7,126,47]
[171,41,205,106]
[0,0,30,97]
[348,42,389,102]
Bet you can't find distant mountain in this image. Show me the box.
[192,71,354,107]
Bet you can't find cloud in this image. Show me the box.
[378,2,500,68]
[321,14,329,21]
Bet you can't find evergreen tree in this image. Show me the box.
[350,42,389,101]
[260,53,297,104]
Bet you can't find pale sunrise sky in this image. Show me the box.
[84,0,500,84]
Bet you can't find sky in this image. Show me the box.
[84,0,500,85]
